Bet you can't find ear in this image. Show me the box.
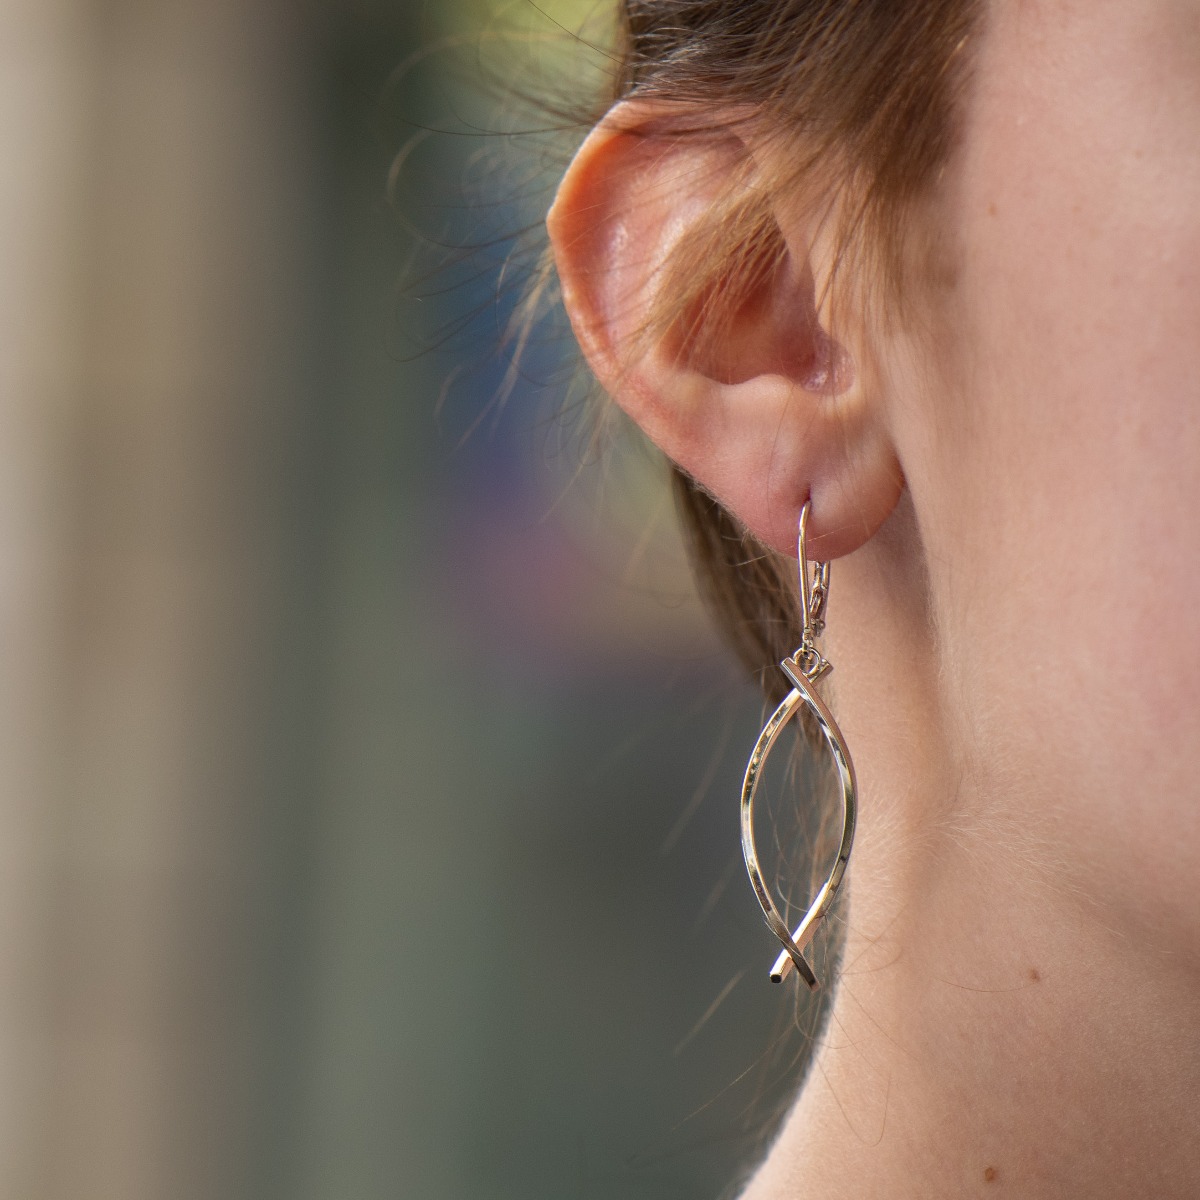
[546,102,903,559]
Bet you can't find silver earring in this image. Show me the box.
[739,500,857,990]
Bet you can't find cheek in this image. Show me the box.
[912,3,1200,934]
[961,227,1200,748]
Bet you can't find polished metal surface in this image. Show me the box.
[739,501,857,990]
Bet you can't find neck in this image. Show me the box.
[742,514,1200,1199]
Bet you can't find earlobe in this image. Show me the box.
[547,102,903,560]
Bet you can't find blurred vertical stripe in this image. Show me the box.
[0,2,319,1195]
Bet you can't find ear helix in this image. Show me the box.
[739,500,858,989]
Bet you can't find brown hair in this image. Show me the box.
[590,0,980,699]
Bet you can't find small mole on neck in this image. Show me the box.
[984,1166,998,1182]
[1028,967,1040,983]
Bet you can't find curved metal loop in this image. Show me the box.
[740,672,857,989]
[739,500,856,990]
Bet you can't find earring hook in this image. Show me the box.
[794,500,832,684]
[740,496,856,989]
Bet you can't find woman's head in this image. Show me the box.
[550,0,1200,965]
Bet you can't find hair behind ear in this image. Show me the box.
[671,467,800,704]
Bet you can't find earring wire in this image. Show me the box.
[739,500,857,989]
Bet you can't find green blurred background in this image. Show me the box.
[0,2,812,1196]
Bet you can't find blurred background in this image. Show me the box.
[0,1,815,1196]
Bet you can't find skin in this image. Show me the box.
[549,1,1200,1196]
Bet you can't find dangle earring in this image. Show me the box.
[740,500,857,990]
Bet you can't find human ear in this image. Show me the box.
[546,103,902,559]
